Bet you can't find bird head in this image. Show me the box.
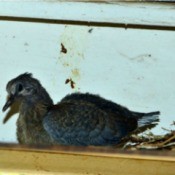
[2,73,43,112]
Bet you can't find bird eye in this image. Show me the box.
[17,83,23,92]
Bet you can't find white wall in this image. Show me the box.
[0,2,175,143]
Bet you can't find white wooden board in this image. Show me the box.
[0,1,175,143]
[0,1,175,27]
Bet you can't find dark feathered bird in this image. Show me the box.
[2,73,160,146]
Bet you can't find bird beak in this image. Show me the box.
[2,95,15,112]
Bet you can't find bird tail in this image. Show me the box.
[137,111,160,128]
[131,111,160,134]
[131,111,160,132]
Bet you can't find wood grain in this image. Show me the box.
[0,144,174,175]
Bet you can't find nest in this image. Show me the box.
[118,121,175,150]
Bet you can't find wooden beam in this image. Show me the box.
[33,0,175,2]
[0,145,174,175]
[0,1,175,27]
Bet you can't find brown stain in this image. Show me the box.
[61,43,67,54]
[71,68,80,78]
[65,78,75,89]
[70,80,75,89]
[64,69,80,90]
[65,78,70,84]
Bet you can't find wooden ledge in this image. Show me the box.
[0,144,174,175]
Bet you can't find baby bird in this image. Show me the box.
[2,73,160,146]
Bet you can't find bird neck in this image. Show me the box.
[19,89,53,121]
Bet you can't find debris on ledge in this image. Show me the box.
[118,121,175,151]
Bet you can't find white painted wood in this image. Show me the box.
[0,0,174,143]
[0,20,175,142]
[0,147,175,175]
[0,1,175,27]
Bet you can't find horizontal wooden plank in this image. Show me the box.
[63,0,175,2]
[0,145,175,175]
[0,1,175,27]
[32,0,175,2]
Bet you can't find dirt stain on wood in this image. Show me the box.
[65,78,75,89]
[71,68,80,78]
[61,43,67,54]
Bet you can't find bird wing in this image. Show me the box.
[43,102,129,146]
